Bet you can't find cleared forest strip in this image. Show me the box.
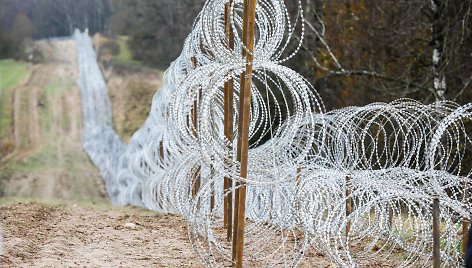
[0,40,107,203]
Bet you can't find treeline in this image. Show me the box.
[108,0,204,68]
[0,0,203,67]
[0,0,110,59]
[108,0,471,105]
[0,0,470,106]
[294,0,472,108]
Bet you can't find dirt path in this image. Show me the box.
[1,201,202,268]
[0,39,107,203]
[9,65,44,162]
[28,86,41,153]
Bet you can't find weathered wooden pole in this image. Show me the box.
[224,0,235,241]
[210,167,215,212]
[463,181,469,255]
[432,197,440,268]
[190,56,201,197]
[388,205,393,228]
[296,166,302,186]
[159,141,164,162]
[232,0,257,267]
[346,175,352,235]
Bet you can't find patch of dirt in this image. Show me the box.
[1,202,343,268]
[1,202,201,267]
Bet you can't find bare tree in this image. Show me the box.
[288,0,472,109]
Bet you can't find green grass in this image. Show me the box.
[0,60,30,139]
[61,114,70,130]
[115,36,141,65]
[4,144,57,172]
[0,60,29,89]
[40,78,71,134]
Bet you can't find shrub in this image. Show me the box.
[0,139,15,156]
[99,39,121,57]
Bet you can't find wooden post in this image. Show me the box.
[224,0,235,242]
[159,141,164,162]
[190,56,201,197]
[433,197,440,268]
[232,0,257,267]
[346,175,352,235]
[296,167,302,186]
[463,181,469,255]
[210,168,215,212]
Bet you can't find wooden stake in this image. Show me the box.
[210,170,215,212]
[224,0,235,241]
[463,181,469,255]
[433,197,440,268]
[159,141,164,162]
[346,175,352,235]
[190,56,201,197]
[296,167,302,186]
[232,0,257,267]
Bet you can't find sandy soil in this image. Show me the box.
[1,201,202,268]
[0,201,344,268]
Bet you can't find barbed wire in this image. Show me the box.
[75,0,472,266]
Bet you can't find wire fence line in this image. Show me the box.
[75,0,472,266]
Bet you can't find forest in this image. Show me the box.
[0,0,471,109]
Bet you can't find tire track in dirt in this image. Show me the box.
[6,66,41,162]
[28,86,41,153]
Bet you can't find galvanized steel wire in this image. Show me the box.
[76,0,472,266]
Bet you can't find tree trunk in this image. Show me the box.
[431,0,446,100]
